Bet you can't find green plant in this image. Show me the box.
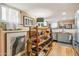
[0,21,7,30]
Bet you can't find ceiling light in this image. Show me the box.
[62,12,67,16]
[76,10,79,14]
[61,12,67,20]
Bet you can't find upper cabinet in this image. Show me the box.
[58,19,75,29]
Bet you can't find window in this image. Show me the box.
[51,23,58,28]
[1,5,20,25]
[8,8,20,24]
[1,6,7,21]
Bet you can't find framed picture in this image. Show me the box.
[23,16,35,27]
[65,24,72,29]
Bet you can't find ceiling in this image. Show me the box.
[5,3,79,22]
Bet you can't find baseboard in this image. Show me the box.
[54,41,72,45]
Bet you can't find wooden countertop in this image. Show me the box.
[3,30,28,33]
[52,29,76,33]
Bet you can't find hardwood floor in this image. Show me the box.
[48,42,77,56]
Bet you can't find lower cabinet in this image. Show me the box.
[57,33,72,43]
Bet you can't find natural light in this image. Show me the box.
[1,5,20,25]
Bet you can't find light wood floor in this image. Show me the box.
[48,42,77,56]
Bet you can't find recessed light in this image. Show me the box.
[62,12,67,15]
[76,10,79,14]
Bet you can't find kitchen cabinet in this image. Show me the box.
[57,33,72,43]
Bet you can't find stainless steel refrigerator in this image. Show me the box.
[74,11,79,55]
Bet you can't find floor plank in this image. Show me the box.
[48,42,77,56]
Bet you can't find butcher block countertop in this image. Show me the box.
[52,29,76,33]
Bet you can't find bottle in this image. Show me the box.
[27,38,32,56]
